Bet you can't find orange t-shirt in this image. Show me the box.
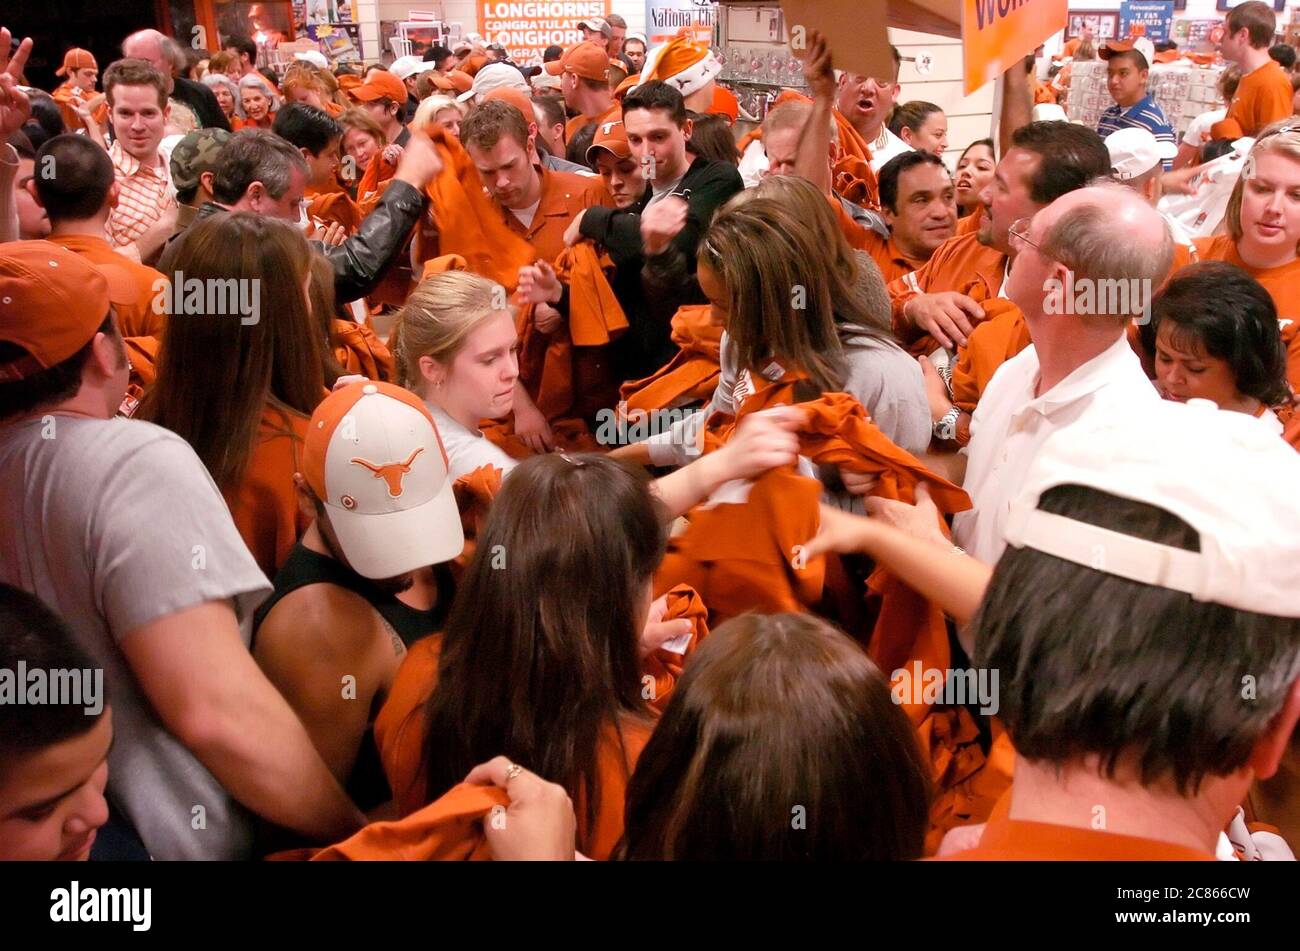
[226,405,313,578]
[308,783,509,861]
[887,231,1009,356]
[332,319,395,382]
[829,198,927,283]
[1194,234,1300,391]
[373,634,654,860]
[45,233,166,338]
[306,183,363,235]
[937,815,1217,860]
[1211,59,1293,140]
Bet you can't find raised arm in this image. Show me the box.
[122,600,366,843]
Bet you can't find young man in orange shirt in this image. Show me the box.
[31,134,166,338]
[544,41,614,141]
[1213,1,1294,140]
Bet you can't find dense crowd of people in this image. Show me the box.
[1,4,1299,863]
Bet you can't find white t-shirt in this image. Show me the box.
[1182,107,1227,148]
[869,126,914,173]
[426,403,518,482]
[509,198,541,229]
[954,334,1160,565]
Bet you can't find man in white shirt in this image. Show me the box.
[835,46,913,173]
[953,182,1173,564]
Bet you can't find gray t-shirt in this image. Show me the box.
[0,415,271,860]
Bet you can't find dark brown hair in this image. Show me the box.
[973,484,1300,795]
[139,212,326,490]
[414,454,665,853]
[699,176,890,394]
[615,613,930,860]
[460,98,530,152]
[104,58,168,110]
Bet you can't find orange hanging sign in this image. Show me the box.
[962,0,1068,94]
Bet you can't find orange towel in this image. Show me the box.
[552,243,629,347]
[948,300,1032,416]
[332,319,395,382]
[619,305,722,420]
[641,584,710,712]
[308,783,509,860]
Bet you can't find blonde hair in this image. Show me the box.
[1225,120,1300,245]
[390,270,508,390]
[338,107,388,147]
[412,94,464,133]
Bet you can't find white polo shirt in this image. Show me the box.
[953,333,1159,565]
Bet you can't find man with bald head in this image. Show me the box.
[121,28,229,131]
[952,182,1173,563]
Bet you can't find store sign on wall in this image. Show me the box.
[1119,1,1174,43]
[479,1,612,64]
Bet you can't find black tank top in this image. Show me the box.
[253,542,455,811]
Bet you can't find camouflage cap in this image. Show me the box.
[169,128,232,194]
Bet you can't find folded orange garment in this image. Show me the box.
[553,242,629,347]
[619,305,722,420]
[356,152,397,216]
[308,186,363,235]
[655,467,826,625]
[947,300,1031,416]
[450,463,504,578]
[922,714,1015,855]
[309,783,510,860]
[796,393,971,512]
[419,253,469,281]
[641,583,710,712]
[1280,404,1300,453]
[333,319,395,382]
[479,418,602,460]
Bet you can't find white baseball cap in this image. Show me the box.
[579,17,611,36]
[1106,127,1178,180]
[1004,398,1300,618]
[304,381,464,579]
[460,62,529,103]
[390,54,438,81]
[294,50,330,70]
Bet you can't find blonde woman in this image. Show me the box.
[412,93,465,139]
[238,73,280,129]
[1195,120,1300,391]
[390,271,524,481]
[392,272,804,495]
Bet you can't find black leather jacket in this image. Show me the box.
[324,180,426,303]
[194,180,427,303]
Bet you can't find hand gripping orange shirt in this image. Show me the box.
[887,231,1009,357]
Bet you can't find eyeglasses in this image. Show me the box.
[1008,216,1043,255]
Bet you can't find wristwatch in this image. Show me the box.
[934,407,960,442]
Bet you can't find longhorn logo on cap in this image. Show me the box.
[349,447,426,497]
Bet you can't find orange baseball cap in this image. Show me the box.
[303,381,464,578]
[544,41,610,83]
[482,87,536,125]
[433,70,474,95]
[348,70,407,104]
[461,53,489,77]
[0,242,111,382]
[587,116,631,162]
[55,48,97,77]
[612,73,640,101]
